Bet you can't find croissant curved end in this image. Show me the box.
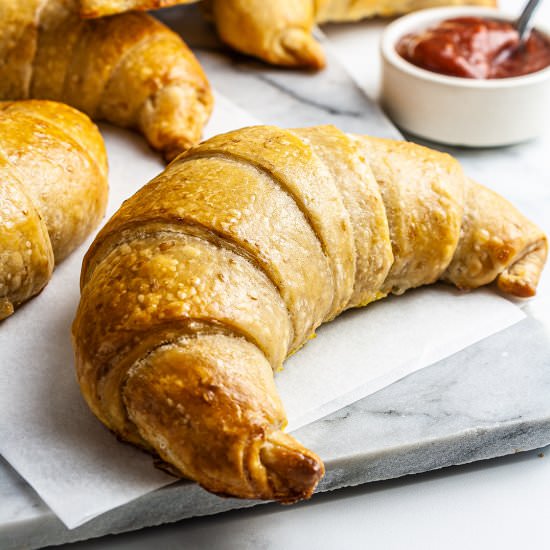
[260,431,325,502]
[497,238,548,298]
[279,28,326,70]
[119,336,325,502]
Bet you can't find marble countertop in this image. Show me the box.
[7,1,550,548]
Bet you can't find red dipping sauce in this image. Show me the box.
[396,17,550,79]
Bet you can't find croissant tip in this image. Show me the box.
[496,241,547,298]
[279,29,326,70]
[161,141,194,163]
[162,148,183,164]
[260,432,325,502]
[497,276,537,298]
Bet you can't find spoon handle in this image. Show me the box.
[516,0,543,41]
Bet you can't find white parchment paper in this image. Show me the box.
[0,92,525,529]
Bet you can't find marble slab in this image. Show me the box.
[2,5,550,549]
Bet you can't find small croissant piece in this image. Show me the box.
[73,125,546,502]
[0,0,213,162]
[208,0,326,69]
[0,99,108,320]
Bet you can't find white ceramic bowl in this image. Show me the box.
[381,7,550,146]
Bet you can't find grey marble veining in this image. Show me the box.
[2,5,550,550]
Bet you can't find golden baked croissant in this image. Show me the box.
[75,0,497,69]
[206,0,327,69]
[0,99,108,320]
[73,125,546,502]
[0,0,213,161]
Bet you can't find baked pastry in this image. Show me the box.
[73,125,546,502]
[0,100,108,320]
[0,0,213,161]
[79,0,196,17]
[206,0,326,69]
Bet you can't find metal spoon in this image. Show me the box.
[515,0,543,43]
[493,0,544,65]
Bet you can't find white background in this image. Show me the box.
[57,0,550,547]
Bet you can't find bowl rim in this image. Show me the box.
[381,6,550,88]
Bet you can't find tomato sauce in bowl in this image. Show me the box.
[396,17,550,79]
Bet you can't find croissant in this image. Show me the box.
[74,0,498,69]
[73,125,547,502]
[0,99,108,320]
[79,0,195,18]
[0,0,213,162]
[205,0,327,69]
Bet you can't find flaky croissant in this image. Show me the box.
[0,0,213,161]
[73,125,546,502]
[0,100,108,320]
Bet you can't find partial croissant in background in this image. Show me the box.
[79,0,195,17]
[0,0,213,161]
[75,0,498,69]
[73,125,547,502]
[0,100,108,320]
[205,0,327,69]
